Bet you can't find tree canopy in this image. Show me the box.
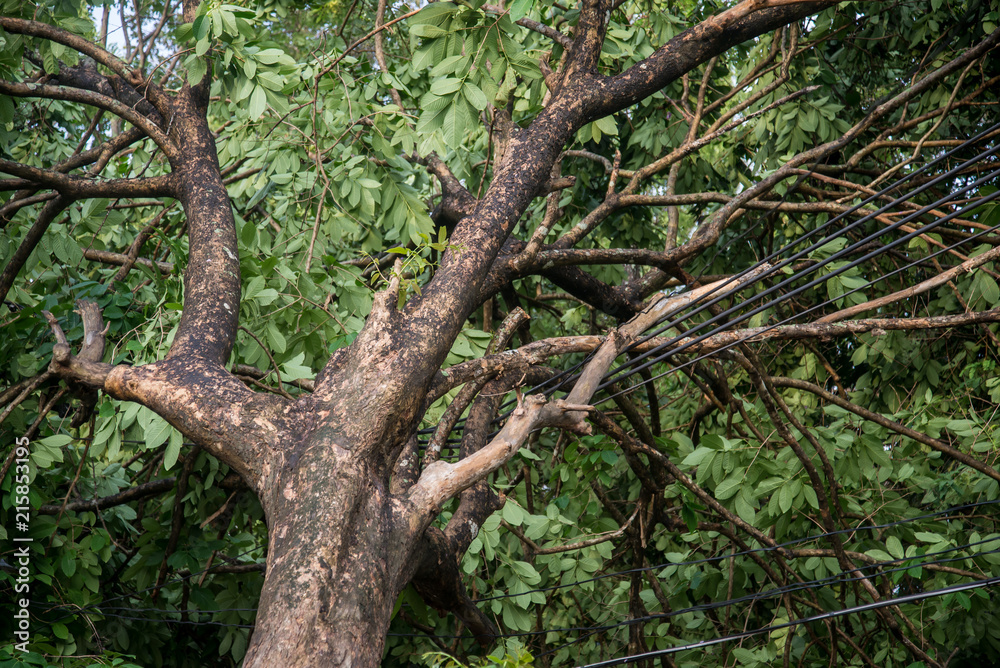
[1,0,1000,666]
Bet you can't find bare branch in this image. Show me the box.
[0,17,140,83]
[409,271,770,512]
[483,5,573,48]
[0,80,177,158]
[504,506,638,555]
[425,308,529,464]
[0,159,176,198]
[585,1,835,118]
[38,478,177,514]
[817,245,1000,323]
[621,27,1000,303]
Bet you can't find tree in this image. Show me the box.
[2,0,999,666]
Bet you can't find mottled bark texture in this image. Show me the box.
[30,1,847,665]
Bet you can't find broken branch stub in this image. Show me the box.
[43,299,114,388]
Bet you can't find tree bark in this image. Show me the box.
[244,456,419,667]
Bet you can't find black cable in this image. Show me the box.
[51,537,1000,634]
[575,131,1000,385]
[387,543,1000,644]
[475,538,1000,604]
[598,164,1000,391]
[469,497,1000,602]
[436,130,1000,442]
[44,513,1000,637]
[574,576,1000,667]
[598,212,1000,405]
[431,195,1000,446]
[537,129,1000,397]
[44,545,265,625]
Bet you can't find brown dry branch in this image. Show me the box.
[37,477,178,514]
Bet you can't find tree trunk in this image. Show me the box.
[243,450,419,667]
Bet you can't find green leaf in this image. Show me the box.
[886,535,904,560]
[714,476,742,501]
[734,494,756,524]
[144,415,172,450]
[442,99,471,148]
[682,446,714,467]
[40,434,73,448]
[463,81,489,110]
[187,56,208,86]
[915,531,943,543]
[61,551,77,576]
[410,24,451,39]
[255,48,288,65]
[508,0,535,22]
[979,274,999,306]
[778,482,795,512]
[502,502,525,525]
[594,115,618,137]
[510,560,540,582]
[249,84,267,120]
[164,429,183,470]
[430,78,463,96]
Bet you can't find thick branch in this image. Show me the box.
[0,196,72,305]
[0,17,140,83]
[0,160,176,198]
[653,307,1000,354]
[428,306,1000,407]
[585,1,835,118]
[43,302,281,491]
[620,26,1000,303]
[409,271,768,512]
[408,394,592,513]
[166,88,241,363]
[0,80,176,159]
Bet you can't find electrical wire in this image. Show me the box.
[424,143,1000,446]
[43,527,999,642]
[598,214,1000,405]
[468,156,1000,439]
[531,127,1000,395]
[574,576,1000,668]
[43,545,265,626]
[472,497,1000,602]
[386,541,1000,643]
[597,171,1000,393]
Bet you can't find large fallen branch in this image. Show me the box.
[432,307,1000,399]
[408,269,771,513]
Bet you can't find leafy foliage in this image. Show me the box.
[1,0,999,666]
